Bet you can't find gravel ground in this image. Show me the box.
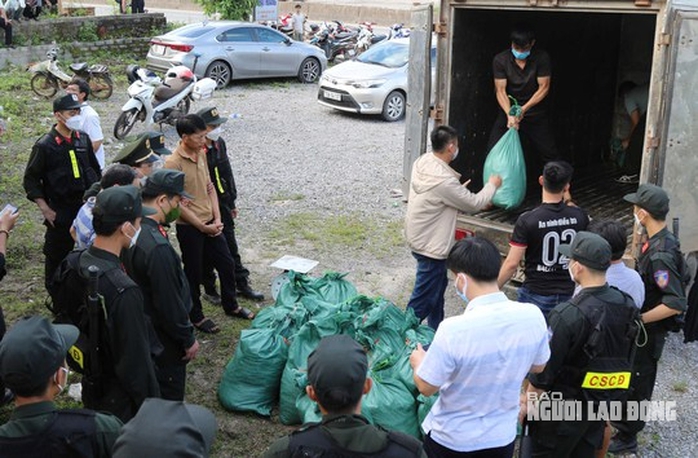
[94,78,698,457]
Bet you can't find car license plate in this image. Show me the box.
[324,91,341,101]
[152,44,166,55]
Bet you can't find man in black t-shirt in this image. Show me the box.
[498,161,589,318]
[488,24,557,171]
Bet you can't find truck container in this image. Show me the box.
[404,0,698,262]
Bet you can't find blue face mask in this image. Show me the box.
[454,274,469,304]
[511,47,531,60]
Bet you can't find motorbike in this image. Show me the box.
[389,23,411,39]
[312,29,358,62]
[113,62,217,140]
[27,47,113,100]
[355,23,388,55]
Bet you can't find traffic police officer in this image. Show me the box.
[525,232,638,457]
[197,106,264,303]
[123,169,200,401]
[263,335,426,458]
[23,94,101,288]
[609,184,687,454]
[112,133,161,179]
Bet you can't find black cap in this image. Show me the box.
[93,185,156,224]
[0,316,79,391]
[143,169,193,199]
[560,231,612,271]
[623,183,670,218]
[112,398,217,457]
[145,131,171,155]
[112,134,160,166]
[53,94,82,112]
[196,107,227,126]
[307,335,367,407]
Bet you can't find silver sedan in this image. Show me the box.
[147,21,328,88]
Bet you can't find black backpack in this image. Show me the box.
[288,419,423,458]
[0,408,98,458]
[46,250,118,377]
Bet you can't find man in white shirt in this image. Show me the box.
[410,236,549,457]
[291,3,305,42]
[67,79,105,169]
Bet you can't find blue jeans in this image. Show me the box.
[407,252,448,330]
[517,286,571,320]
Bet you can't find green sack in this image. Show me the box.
[218,328,288,416]
[483,127,526,210]
[274,271,320,306]
[279,320,339,425]
[313,272,358,304]
[417,393,439,438]
[363,372,420,438]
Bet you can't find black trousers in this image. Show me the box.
[156,363,186,401]
[612,329,666,437]
[0,18,12,46]
[175,224,238,322]
[488,111,558,177]
[131,0,144,13]
[424,434,514,458]
[530,418,604,457]
[202,206,250,293]
[43,225,75,290]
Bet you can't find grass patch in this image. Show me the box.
[269,191,305,202]
[267,211,404,259]
[672,380,688,393]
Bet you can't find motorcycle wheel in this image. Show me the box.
[113,108,139,140]
[30,73,58,98]
[87,74,114,100]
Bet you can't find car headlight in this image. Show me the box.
[351,79,387,89]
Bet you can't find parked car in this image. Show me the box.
[147,21,328,88]
[317,38,435,121]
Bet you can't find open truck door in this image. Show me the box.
[654,1,698,256]
[402,4,433,197]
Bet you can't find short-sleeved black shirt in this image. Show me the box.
[493,48,552,116]
[511,201,589,296]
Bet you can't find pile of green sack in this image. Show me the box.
[218,271,438,438]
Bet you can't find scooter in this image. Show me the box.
[355,24,388,55]
[113,62,217,140]
[27,47,113,100]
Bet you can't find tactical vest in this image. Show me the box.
[0,409,98,458]
[555,287,640,403]
[288,419,423,458]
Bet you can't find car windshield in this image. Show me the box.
[357,42,409,68]
[170,25,216,38]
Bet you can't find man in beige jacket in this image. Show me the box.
[405,125,501,329]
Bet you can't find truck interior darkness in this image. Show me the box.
[448,8,656,226]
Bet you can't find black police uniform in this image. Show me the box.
[23,126,101,288]
[123,217,196,401]
[263,414,427,458]
[201,137,253,293]
[79,246,160,422]
[529,284,636,457]
[613,227,687,437]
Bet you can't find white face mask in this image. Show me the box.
[568,261,576,284]
[206,127,222,141]
[55,366,69,394]
[126,222,141,248]
[633,212,642,227]
[64,114,83,132]
[451,148,459,161]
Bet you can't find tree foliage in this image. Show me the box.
[194,0,258,21]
